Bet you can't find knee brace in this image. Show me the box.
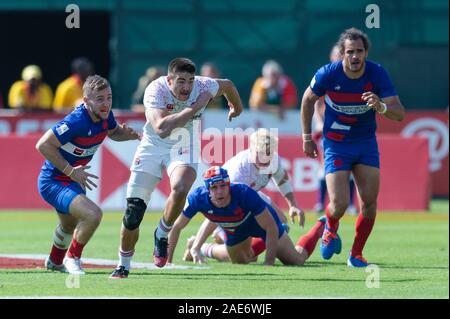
[123,197,147,230]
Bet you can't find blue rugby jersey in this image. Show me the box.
[39,104,117,181]
[183,184,271,236]
[310,60,397,142]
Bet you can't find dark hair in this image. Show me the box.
[168,58,196,76]
[83,74,110,95]
[337,27,370,54]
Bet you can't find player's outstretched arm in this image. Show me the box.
[190,219,218,263]
[300,87,320,158]
[108,123,141,141]
[167,214,192,264]
[146,91,212,139]
[255,209,279,266]
[284,193,305,228]
[215,79,243,121]
[272,167,305,228]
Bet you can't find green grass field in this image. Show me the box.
[0,200,448,299]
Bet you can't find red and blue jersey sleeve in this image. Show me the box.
[373,65,397,99]
[52,114,85,146]
[310,65,330,97]
[182,191,201,219]
[107,110,118,130]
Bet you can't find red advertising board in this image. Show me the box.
[377,111,448,196]
[0,109,445,196]
[0,134,430,211]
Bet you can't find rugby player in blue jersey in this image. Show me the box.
[36,75,140,274]
[300,28,405,267]
[166,166,324,267]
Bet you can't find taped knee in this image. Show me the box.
[123,198,147,230]
[53,225,72,249]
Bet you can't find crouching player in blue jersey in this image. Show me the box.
[36,75,140,274]
[167,166,326,267]
[300,28,405,267]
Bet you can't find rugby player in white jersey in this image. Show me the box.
[111,58,243,278]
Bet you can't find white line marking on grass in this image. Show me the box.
[0,254,209,270]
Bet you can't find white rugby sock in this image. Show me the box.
[118,249,135,270]
[156,218,172,239]
[200,243,215,258]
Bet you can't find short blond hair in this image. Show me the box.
[83,74,110,96]
[250,128,278,154]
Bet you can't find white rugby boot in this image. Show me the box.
[63,257,86,275]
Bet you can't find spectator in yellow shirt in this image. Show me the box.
[53,57,94,111]
[8,65,53,112]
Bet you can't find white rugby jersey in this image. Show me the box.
[142,75,219,149]
[223,149,285,191]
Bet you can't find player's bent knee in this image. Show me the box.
[171,185,190,198]
[89,207,103,222]
[123,197,147,230]
[229,253,251,264]
[231,259,249,265]
[82,206,102,225]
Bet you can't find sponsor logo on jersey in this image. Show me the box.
[325,95,371,115]
[56,124,69,135]
[74,148,84,155]
[363,82,373,91]
[61,142,100,157]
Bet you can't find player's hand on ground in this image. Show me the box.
[303,140,318,158]
[70,165,99,190]
[289,206,305,228]
[121,123,141,141]
[190,248,206,264]
[194,91,213,110]
[362,91,383,112]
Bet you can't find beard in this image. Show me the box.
[348,60,364,72]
